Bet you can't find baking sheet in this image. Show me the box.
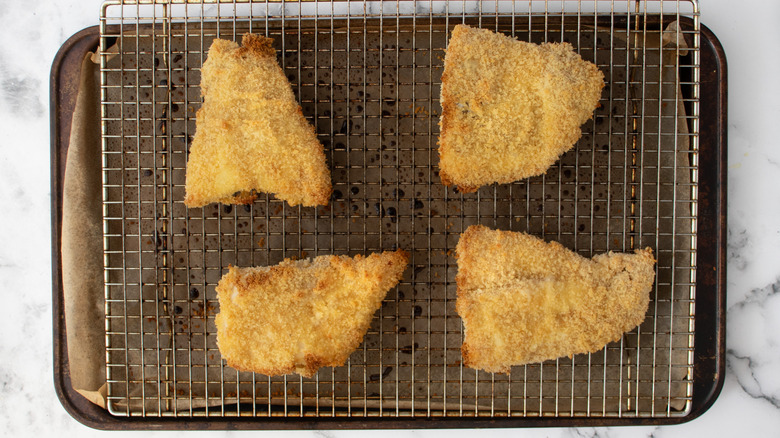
[63,15,697,417]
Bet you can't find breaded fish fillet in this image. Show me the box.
[215,250,409,377]
[184,34,331,208]
[438,25,604,192]
[456,225,655,373]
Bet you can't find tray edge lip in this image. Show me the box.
[50,24,113,431]
[673,19,728,425]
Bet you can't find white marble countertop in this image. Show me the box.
[1,0,778,435]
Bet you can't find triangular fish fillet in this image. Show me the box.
[184,34,331,207]
[438,25,604,192]
[456,225,655,373]
[215,250,409,377]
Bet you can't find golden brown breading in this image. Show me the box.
[455,225,655,373]
[184,34,331,208]
[215,250,409,377]
[438,25,605,192]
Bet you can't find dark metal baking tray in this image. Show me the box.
[51,14,726,429]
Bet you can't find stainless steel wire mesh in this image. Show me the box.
[99,0,700,419]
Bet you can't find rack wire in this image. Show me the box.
[99,0,700,419]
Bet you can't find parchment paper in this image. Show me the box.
[61,51,106,407]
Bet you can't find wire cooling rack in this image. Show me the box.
[99,0,700,420]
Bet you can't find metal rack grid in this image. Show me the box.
[99,0,700,419]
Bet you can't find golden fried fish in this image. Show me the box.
[455,225,655,373]
[184,34,331,207]
[438,25,604,192]
[215,250,409,377]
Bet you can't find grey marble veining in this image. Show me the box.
[1,0,779,436]
[727,278,780,410]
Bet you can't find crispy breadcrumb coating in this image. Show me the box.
[215,250,409,377]
[438,25,604,192]
[184,34,331,208]
[456,225,655,374]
